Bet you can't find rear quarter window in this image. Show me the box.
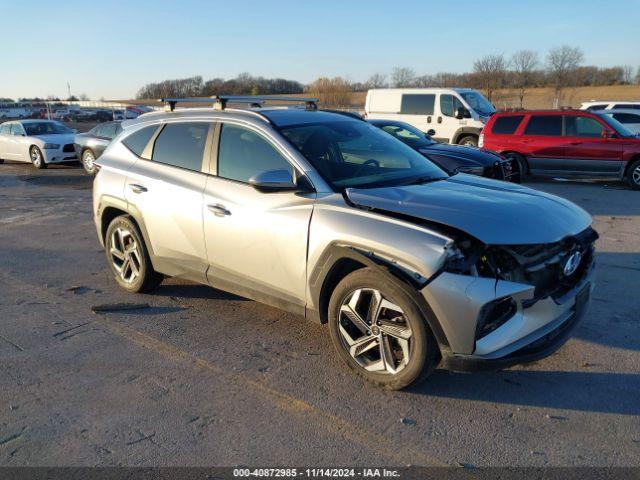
[491,115,524,134]
[612,113,640,124]
[121,125,158,158]
[524,115,562,136]
[152,122,210,171]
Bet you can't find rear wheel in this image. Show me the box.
[458,135,478,147]
[30,146,46,169]
[105,215,163,293]
[81,149,97,175]
[328,268,439,390]
[627,159,640,190]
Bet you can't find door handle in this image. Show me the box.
[437,116,443,124]
[207,204,231,217]
[129,184,147,193]
[426,116,432,123]
[569,141,581,145]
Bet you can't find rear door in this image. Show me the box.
[9,123,28,161]
[202,122,315,313]
[562,114,623,176]
[124,121,212,282]
[0,123,12,158]
[521,115,565,173]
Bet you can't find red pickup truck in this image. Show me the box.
[480,109,640,189]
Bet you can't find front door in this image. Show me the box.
[437,94,467,143]
[124,121,212,282]
[562,115,623,176]
[203,123,315,313]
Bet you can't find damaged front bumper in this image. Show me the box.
[421,259,595,371]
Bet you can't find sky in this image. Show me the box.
[1,0,639,100]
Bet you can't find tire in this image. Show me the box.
[503,152,528,180]
[104,215,163,293]
[458,135,478,147]
[30,146,47,169]
[0,158,4,164]
[81,149,97,175]
[327,267,439,390]
[627,159,640,190]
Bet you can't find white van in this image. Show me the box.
[365,88,496,146]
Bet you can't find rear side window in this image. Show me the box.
[524,116,562,136]
[152,122,209,171]
[400,94,435,115]
[613,104,640,110]
[586,104,608,111]
[218,124,293,183]
[0,123,10,135]
[612,113,640,124]
[98,123,117,139]
[564,116,605,138]
[122,125,157,157]
[491,115,524,134]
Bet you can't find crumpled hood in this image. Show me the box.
[418,144,503,167]
[33,133,75,144]
[346,174,592,245]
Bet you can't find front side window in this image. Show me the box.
[564,116,605,138]
[217,124,293,183]
[380,123,432,148]
[440,94,464,117]
[10,124,25,136]
[524,115,562,136]
[492,115,524,135]
[400,94,435,115]
[586,104,608,111]
[281,120,447,189]
[152,122,209,171]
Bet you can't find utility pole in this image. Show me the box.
[67,82,71,99]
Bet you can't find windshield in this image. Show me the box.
[598,114,637,138]
[23,122,72,136]
[377,122,434,148]
[459,91,496,116]
[280,120,448,189]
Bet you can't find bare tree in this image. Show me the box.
[472,54,508,103]
[306,77,353,108]
[622,65,634,84]
[546,46,584,107]
[511,50,539,108]
[636,67,640,86]
[391,67,416,88]
[365,73,388,89]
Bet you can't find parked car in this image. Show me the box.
[95,110,115,122]
[365,88,495,147]
[581,101,640,111]
[368,119,519,182]
[480,109,640,189]
[53,109,71,121]
[0,107,28,119]
[596,109,640,134]
[0,120,77,168]
[74,121,122,174]
[93,96,597,390]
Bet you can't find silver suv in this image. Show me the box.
[93,96,597,390]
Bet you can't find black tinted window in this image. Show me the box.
[218,124,293,183]
[152,122,209,171]
[524,116,562,136]
[564,116,604,138]
[586,104,607,111]
[122,125,158,157]
[440,94,464,117]
[492,115,524,134]
[613,104,640,110]
[400,94,435,115]
[612,113,640,124]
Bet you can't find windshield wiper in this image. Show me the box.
[403,176,445,186]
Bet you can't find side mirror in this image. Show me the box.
[426,129,436,137]
[455,107,470,120]
[601,129,616,139]
[249,169,298,193]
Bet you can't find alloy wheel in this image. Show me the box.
[633,164,640,187]
[109,227,142,284]
[82,150,95,173]
[31,148,42,167]
[337,288,413,375]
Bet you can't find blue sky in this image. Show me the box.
[1,0,638,100]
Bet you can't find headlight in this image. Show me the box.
[43,143,60,149]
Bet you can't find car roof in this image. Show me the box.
[493,109,592,116]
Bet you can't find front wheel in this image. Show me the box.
[627,159,640,190]
[105,215,163,293]
[458,135,478,147]
[81,149,97,175]
[30,146,46,169]
[328,268,439,390]
[503,152,528,180]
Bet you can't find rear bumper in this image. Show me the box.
[440,283,590,372]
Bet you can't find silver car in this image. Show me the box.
[92,96,597,390]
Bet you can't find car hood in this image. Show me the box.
[346,174,592,245]
[33,133,75,144]
[418,144,502,166]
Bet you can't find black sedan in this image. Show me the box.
[74,121,122,174]
[368,119,520,182]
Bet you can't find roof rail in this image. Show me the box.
[160,95,318,112]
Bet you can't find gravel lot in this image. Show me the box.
[0,162,638,467]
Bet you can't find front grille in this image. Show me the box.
[63,144,74,152]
